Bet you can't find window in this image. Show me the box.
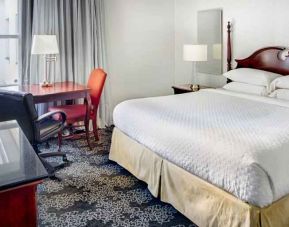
[0,0,19,86]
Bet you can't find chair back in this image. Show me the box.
[87,69,107,109]
[0,90,38,143]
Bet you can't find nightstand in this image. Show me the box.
[172,84,211,94]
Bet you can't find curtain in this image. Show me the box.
[20,0,112,127]
[20,0,33,85]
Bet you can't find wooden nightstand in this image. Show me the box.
[172,84,211,94]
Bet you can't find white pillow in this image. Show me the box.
[223,82,268,96]
[223,68,282,87]
[269,89,289,101]
[270,75,289,91]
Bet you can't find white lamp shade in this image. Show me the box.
[31,35,59,55]
[183,44,207,62]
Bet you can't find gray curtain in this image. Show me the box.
[21,0,112,126]
[20,0,33,85]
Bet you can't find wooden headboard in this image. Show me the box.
[227,22,289,75]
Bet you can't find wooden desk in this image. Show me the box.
[0,181,43,227]
[2,81,90,104]
[0,121,48,227]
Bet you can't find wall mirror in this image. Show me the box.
[197,9,222,75]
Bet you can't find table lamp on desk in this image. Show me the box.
[31,35,59,87]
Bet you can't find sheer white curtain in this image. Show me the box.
[21,0,112,127]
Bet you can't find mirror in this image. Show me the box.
[197,9,222,75]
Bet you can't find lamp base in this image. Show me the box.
[41,81,53,87]
[190,84,200,92]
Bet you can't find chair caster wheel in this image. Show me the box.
[62,155,68,162]
[49,175,61,181]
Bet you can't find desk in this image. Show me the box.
[0,121,48,227]
[2,81,90,104]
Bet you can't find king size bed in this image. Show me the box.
[109,23,289,227]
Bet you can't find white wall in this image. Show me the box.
[104,0,175,109]
[105,0,289,110]
[175,0,289,87]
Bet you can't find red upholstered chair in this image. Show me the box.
[49,69,107,149]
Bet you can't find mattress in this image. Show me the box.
[113,89,289,207]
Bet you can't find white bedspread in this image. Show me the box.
[113,89,289,207]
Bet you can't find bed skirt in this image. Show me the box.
[109,127,289,227]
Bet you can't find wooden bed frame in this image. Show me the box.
[227,21,289,75]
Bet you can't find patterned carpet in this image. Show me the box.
[37,127,196,227]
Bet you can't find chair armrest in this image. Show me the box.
[33,111,66,143]
[36,111,67,125]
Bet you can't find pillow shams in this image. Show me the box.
[270,75,289,91]
[223,68,281,87]
[223,82,268,96]
[269,89,289,101]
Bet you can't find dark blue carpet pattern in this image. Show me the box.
[37,128,196,227]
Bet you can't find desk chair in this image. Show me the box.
[49,68,107,149]
[0,89,67,175]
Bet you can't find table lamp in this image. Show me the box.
[183,44,207,91]
[31,35,59,87]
